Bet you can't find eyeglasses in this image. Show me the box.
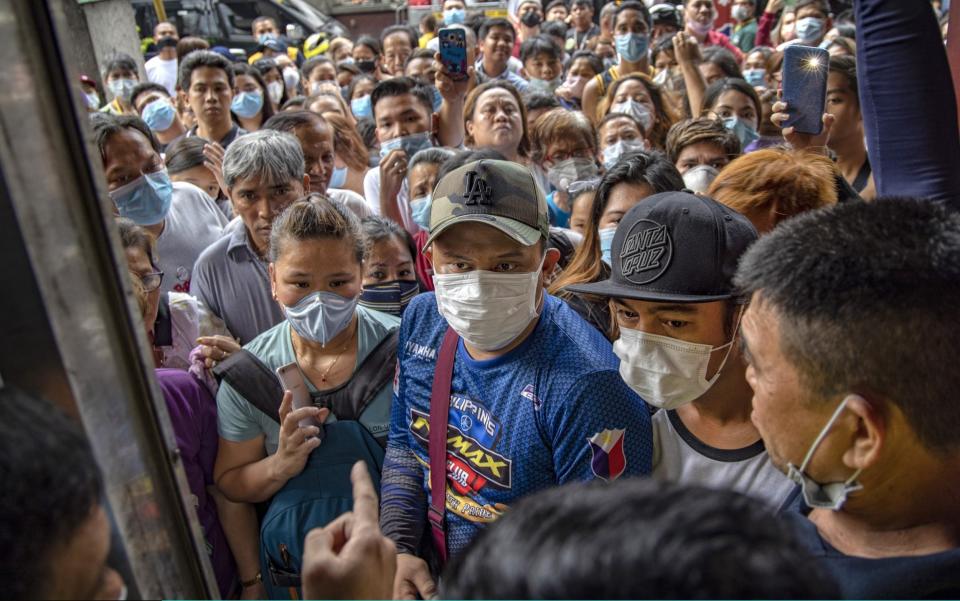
[140,271,164,293]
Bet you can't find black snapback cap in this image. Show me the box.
[566,191,758,302]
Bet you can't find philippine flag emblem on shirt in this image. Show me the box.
[588,428,626,481]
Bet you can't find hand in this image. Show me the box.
[765,0,784,14]
[301,462,398,600]
[434,52,476,103]
[202,142,227,198]
[673,32,701,65]
[240,582,266,600]
[196,335,241,369]
[379,148,408,204]
[771,99,835,152]
[393,553,437,600]
[270,391,328,482]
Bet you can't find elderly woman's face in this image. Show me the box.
[270,237,362,309]
[467,88,524,155]
[125,246,161,334]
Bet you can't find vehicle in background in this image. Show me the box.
[132,0,348,59]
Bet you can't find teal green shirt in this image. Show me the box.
[217,305,400,455]
[731,18,758,54]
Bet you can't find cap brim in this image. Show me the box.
[424,214,542,248]
[565,279,733,303]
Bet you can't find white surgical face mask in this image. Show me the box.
[602,139,647,169]
[283,290,358,346]
[682,164,720,194]
[787,396,864,510]
[267,80,285,104]
[433,259,544,351]
[613,310,741,410]
[610,99,653,132]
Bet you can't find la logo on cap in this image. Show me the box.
[620,219,672,284]
[461,170,492,206]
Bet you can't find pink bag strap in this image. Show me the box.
[428,327,459,566]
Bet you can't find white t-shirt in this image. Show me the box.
[157,181,229,295]
[145,55,178,96]
[652,408,795,508]
[363,168,414,234]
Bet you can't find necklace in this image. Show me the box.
[318,339,352,383]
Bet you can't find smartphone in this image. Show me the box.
[275,362,324,442]
[438,28,468,81]
[781,45,830,135]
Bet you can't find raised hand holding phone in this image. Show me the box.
[276,362,325,442]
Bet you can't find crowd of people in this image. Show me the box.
[6,0,960,598]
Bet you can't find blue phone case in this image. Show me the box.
[782,45,830,135]
[438,27,468,80]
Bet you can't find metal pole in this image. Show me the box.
[0,0,216,597]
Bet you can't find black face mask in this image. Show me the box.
[357,59,377,73]
[156,36,179,49]
[521,10,543,27]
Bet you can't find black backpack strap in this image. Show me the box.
[212,349,284,424]
[153,292,173,347]
[313,330,399,422]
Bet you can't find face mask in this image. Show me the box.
[443,8,466,24]
[731,4,751,21]
[231,90,264,119]
[614,33,649,63]
[359,280,420,316]
[787,397,864,510]
[682,164,720,193]
[742,68,767,88]
[546,158,599,193]
[652,68,669,86]
[110,169,174,226]
[528,76,563,94]
[267,80,284,104]
[723,116,760,149]
[603,57,617,70]
[379,131,433,159]
[411,194,432,229]
[156,36,179,50]
[357,59,377,73]
[108,78,137,102]
[688,19,714,36]
[599,227,616,264]
[141,98,177,132]
[84,91,101,110]
[614,317,740,410]
[433,260,544,351]
[559,74,587,98]
[521,10,543,27]
[283,67,301,90]
[795,17,825,43]
[284,290,358,346]
[329,165,348,189]
[258,32,279,44]
[351,94,373,119]
[602,139,647,169]
[610,99,654,131]
[339,57,356,66]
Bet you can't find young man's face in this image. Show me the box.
[186,66,233,128]
[615,9,651,37]
[675,140,730,174]
[405,57,438,83]
[482,25,516,69]
[571,2,594,29]
[154,22,178,41]
[523,51,562,81]
[612,297,737,380]
[254,18,279,38]
[546,4,569,21]
[383,32,414,76]
[826,70,861,143]
[374,92,433,142]
[684,0,716,30]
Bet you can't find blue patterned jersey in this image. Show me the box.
[380,292,653,558]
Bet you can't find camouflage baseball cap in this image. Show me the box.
[424,159,550,248]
